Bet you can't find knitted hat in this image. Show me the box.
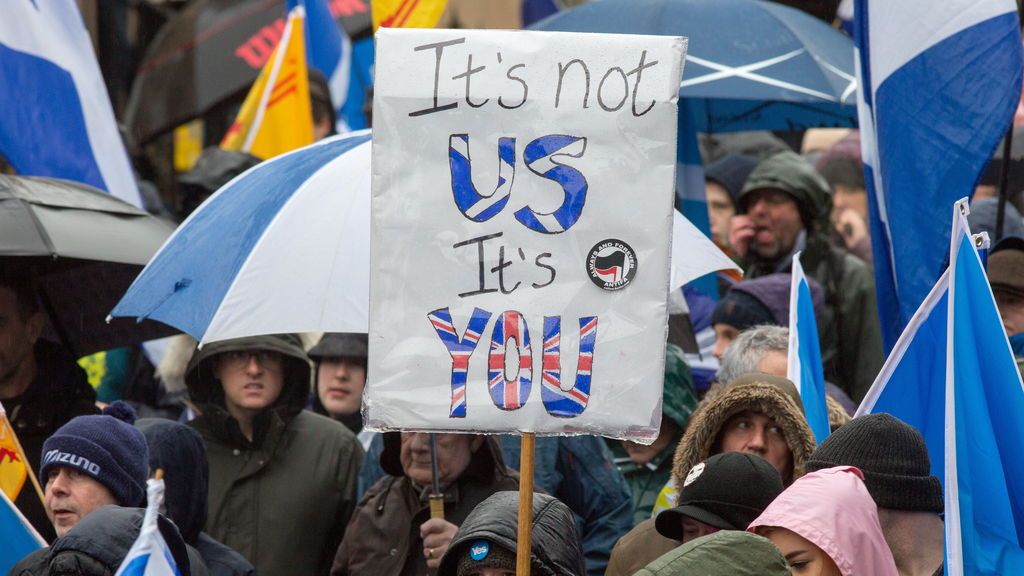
[805,413,942,512]
[710,290,775,331]
[40,401,149,507]
[705,154,759,206]
[455,539,516,576]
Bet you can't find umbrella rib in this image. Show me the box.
[20,197,58,258]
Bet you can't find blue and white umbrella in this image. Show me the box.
[111,131,372,344]
[111,130,733,345]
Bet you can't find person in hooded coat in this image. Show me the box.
[332,433,519,576]
[9,505,205,576]
[185,334,363,576]
[749,466,899,576]
[605,377,816,576]
[729,151,883,401]
[135,419,254,576]
[437,491,586,576]
[633,531,790,576]
[610,344,698,525]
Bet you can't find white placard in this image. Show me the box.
[368,28,686,442]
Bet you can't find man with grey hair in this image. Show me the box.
[716,325,857,419]
[716,325,789,385]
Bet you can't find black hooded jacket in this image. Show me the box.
[8,505,206,576]
[437,491,586,576]
[135,419,254,576]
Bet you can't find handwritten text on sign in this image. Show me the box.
[368,28,686,440]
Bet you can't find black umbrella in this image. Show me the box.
[0,175,177,357]
[125,0,371,144]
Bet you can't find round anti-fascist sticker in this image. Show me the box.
[587,239,637,290]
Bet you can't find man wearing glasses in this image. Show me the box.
[184,335,364,576]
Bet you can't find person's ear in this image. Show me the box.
[25,311,43,344]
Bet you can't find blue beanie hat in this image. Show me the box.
[40,401,149,507]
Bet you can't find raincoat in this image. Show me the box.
[436,491,586,576]
[748,466,899,576]
[633,531,790,576]
[135,418,254,576]
[185,334,363,576]
[738,151,883,401]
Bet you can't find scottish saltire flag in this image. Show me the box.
[677,100,719,298]
[944,201,1024,574]
[0,489,45,575]
[114,478,180,576]
[855,267,949,481]
[786,254,830,444]
[0,1,140,207]
[854,0,1022,353]
[288,0,371,131]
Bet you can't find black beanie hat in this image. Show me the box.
[455,539,517,576]
[40,401,149,507]
[705,154,759,206]
[805,413,943,512]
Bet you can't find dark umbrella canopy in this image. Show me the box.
[125,0,371,144]
[0,175,177,356]
[532,0,858,132]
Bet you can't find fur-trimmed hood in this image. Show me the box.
[671,381,815,491]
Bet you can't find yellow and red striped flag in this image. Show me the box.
[0,403,28,502]
[220,7,313,160]
[372,0,448,31]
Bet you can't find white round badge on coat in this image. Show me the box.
[684,462,706,487]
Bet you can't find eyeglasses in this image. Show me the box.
[219,350,284,370]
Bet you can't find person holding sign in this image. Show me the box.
[332,432,518,576]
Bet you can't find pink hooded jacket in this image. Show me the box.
[747,466,898,576]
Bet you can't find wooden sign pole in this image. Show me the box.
[516,432,535,576]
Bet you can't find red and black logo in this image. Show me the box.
[586,239,637,291]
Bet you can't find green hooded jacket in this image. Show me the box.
[634,531,790,576]
[611,344,697,525]
[738,151,883,401]
[185,334,363,576]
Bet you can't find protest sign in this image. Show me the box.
[368,28,686,441]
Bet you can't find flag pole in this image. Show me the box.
[516,432,535,576]
[428,433,445,520]
[0,404,45,506]
[995,127,1014,242]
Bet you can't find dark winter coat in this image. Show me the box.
[634,531,790,576]
[437,492,586,576]
[738,151,883,401]
[9,340,98,542]
[331,433,519,576]
[185,334,363,576]
[499,435,632,576]
[135,419,254,576]
[8,505,206,576]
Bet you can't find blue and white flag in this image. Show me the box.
[288,0,372,131]
[114,478,180,576]
[787,253,830,444]
[854,0,1022,353]
[858,200,1024,574]
[0,1,140,207]
[944,200,1024,575]
[0,489,45,575]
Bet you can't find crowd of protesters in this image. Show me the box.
[9,120,1024,576]
[4,3,1024,575]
